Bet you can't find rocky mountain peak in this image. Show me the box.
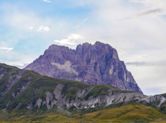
[25,41,142,93]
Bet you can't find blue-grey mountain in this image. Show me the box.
[26,42,142,93]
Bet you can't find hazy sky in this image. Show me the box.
[0,0,166,95]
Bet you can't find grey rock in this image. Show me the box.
[35,98,42,109]
[32,85,166,111]
[46,91,54,109]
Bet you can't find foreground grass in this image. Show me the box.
[84,104,166,123]
[0,104,166,123]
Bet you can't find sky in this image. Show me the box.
[0,0,166,95]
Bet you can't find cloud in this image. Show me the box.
[130,0,166,16]
[7,13,51,33]
[1,3,73,38]
[0,3,73,68]
[137,8,162,16]
[28,25,50,32]
[0,50,36,68]
[0,42,13,52]
[37,25,50,32]
[1,4,52,34]
[0,41,35,68]
[53,33,83,48]
[43,0,52,3]
[0,46,13,52]
[126,61,166,66]
[127,64,166,95]
[123,8,163,20]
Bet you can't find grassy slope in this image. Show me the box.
[84,104,166,123]
[0,104,166,123]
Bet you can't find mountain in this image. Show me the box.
[26,41,142,93]
[0,42,165,122]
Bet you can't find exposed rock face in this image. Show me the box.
[32,84,145,110]
[31,84,166,111]
[26,42,142,93]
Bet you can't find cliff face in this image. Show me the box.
[26,42,142,93]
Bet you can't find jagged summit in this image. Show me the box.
[25,41,142,93]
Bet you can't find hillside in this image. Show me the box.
[0,104,166,123]
[0,63,142,111]
[0,63,166,122]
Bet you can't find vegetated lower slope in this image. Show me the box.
[0,63,135,111]
[0,104,166,123]
[0,63,166,123]
[84,104,166,123]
